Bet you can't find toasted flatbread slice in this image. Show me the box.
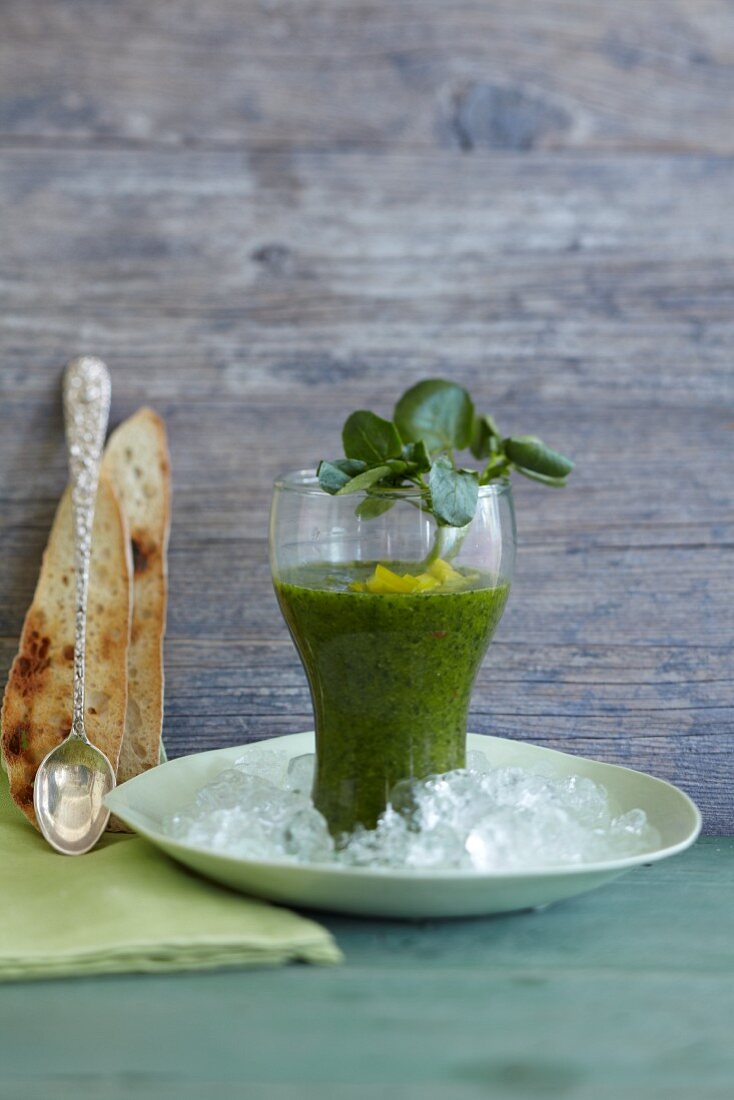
[1,476,132,827]
[102,408,170,796]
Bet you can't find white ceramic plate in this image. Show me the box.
[105,732,702,920]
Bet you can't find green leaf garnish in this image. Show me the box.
[317,458,367,494]
[470,414,501,459]
[394,380,474,454]
[336,464,393,494]
[429,458,479,527]
[512,467,569,488]
[316,379,574,528]
[504,436,574,479]
[342,410,403,464]
[385,458,408,475]
[401,439,431,472]
[355,496,396,520]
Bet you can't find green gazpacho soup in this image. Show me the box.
[274,561,509,835]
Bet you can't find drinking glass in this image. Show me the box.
[270,470,516,834]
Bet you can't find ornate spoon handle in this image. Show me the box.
[62,357,111,743]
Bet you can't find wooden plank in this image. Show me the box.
[3,2,734,153]
[0,147,731,829]
[3,150,734,333]
[1,529,730,824]
[0,840,731,1096]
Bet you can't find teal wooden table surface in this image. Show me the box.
[1,838,731,1100]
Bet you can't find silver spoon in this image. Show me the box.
[34,356,116,854]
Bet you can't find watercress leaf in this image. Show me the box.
[355,496,396,520]
[428,457,479,527]
[504,436,574,479]
[336,464,393,495]
[470,414,502,459]
[332,457,368,476]
[479,455,510,483]
[513,466,568,488]
[318,458,367,494]
[386,459,408,475]
[401,439,431,473]
[342,410,403,464]
[394,379,475,453]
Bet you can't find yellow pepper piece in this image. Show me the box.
[427,559,464,585]
[365,564,419,594]
[413,573,440,592]
[358,558,470,594]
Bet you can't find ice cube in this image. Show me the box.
[233,745,289,786]
[195,768,270,811]
[405,822,467,870]
[163,747,660,872]
[466,748,492,773]
[283,806,334,862]
[389,778,421,825]
[285,753,316,794]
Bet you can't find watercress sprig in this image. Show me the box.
[317,379,574,528]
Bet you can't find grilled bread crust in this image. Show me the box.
[103,408,170,798]
[1,477,132,826]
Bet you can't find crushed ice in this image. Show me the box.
[162,745,661,870]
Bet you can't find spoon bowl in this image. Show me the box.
[34,738,116,855]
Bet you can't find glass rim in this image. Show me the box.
[273,468,512,499]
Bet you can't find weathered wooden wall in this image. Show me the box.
[1,1,732,830]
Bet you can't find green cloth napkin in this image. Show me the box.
[0,778,341,981]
